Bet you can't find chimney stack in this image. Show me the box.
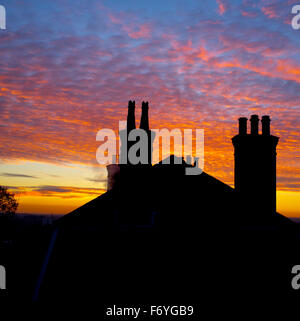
[238,117,247,135]
[261,115,271,136]
[232,114,279,217]
[250,115,259,135]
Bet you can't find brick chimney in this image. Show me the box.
[232,115,279,216]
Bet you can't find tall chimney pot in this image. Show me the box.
[127,100,136,131]
[140,101,150,131]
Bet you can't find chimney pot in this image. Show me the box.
[262,115,271,136]
[250,115,259,135]
[140,101,150,131]
[238,117,247,135]
[127,100,136,131]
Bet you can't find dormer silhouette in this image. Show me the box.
[232,115,279,216]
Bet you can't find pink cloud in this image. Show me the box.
[108,12,151,39]
[262,5,278,19]
[217,0,227,15]
[242,11,258,18]
[123,23,151,39]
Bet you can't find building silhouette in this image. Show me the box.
[34,101,300,307]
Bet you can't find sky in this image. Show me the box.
[0,0,299,217]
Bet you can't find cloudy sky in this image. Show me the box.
[0,0,299,216]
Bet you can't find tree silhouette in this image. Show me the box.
[0,186,18,217]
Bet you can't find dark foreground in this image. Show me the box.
[1,210,300,319]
